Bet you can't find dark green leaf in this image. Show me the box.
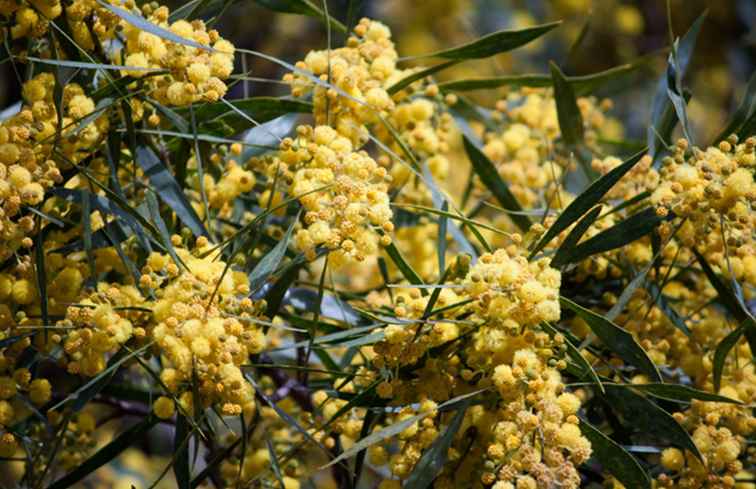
[462,135,530,232]
[387,60,459,95]
[51,343,153,412]
[713,326,744,392]
[555,207,669,265]
[136,145,208,238]
[551,205,602,267]
[579,419,651,489]
[249,219,295,292]
[603,384,702,460]
[529,149,647,259]
[629,383,741,404]
[543,322,604,392]
[191,97,311,133]
[404,402,469,489]
[645,282,692,337]
[692,248,750,323]
[252,0,346,32]
[561,297,661,382]
[322,390,484,469]
[174,414,191,489]
[550,61,584,147]
[647,12,705,158]
[383,240,426,291]
[412,21,561,60]
[48,415,159,489]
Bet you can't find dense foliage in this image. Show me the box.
[0,1,754,488]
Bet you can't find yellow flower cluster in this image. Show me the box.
[464,249,561,330]
[0,0,62,40]
[55,283,145,376]
[271,125,394,265]
[149,243,266,417]
[284,18,399,146]
[0,73,103,261]
[122,8,236,105]
[652,137,756,286]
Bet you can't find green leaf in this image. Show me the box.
[713,326,744,392]
[645,282,692,337]
[387,60,459,95]
[629,383,741,404]
[551,205,602,267]
[647,12,705,158]
[411,21,561,60]
[48,415,159,489]
[51,343,153,412]
[692,248,750,323]
[665,44,694,145]
[97,0,215,52]
[462,135,530,232]
[561,297,661,382]
[252,0,346,33]
[174,414,191,489]
[579,420,651,489]
[249,219,295,292]
[146,192,185,271]
[404,402,470,489]
[542,322,604,393]
[322,390,484,469]
[603,384,702,461]
[136,145,208,238]
[383,240,426,291]
[715,72,756,141]
[25,56,161,72]
[529,149,647,258]
[550,61,584,147]
[190,97,312,133]
[554,207,668,265]
[438,74,551,92]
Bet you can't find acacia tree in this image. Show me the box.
[0,2,754,489]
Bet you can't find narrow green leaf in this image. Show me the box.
[52,343,153,412]
[713,326,744,392]
[550,61,584,147]
[322,390,484,469]
[383,240,426,291]
[542,322,604,393]
[645,282,692,337]
[252,0,346,32]
[25,56,161,72]
[717,70,756,141]
[529,149,647,259]
[249,219,295,292]
[387,60,459,95]
[647,12,706,157]
[174,414,191,489]
[579,419,651,489]
[404,402,470,489]
[191,97,311,133]
[692,248,750,323]
[136,145,208,238]
[48,415,159,489]
[411,21,561,60]
[554,207,669,265]
[97,0,215,52]
[146,192,185,271]
[561,297,661,382]
[462,135,530,232]
[629,383,741,404]
[551,205,602,267]
[603,384,702,461]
